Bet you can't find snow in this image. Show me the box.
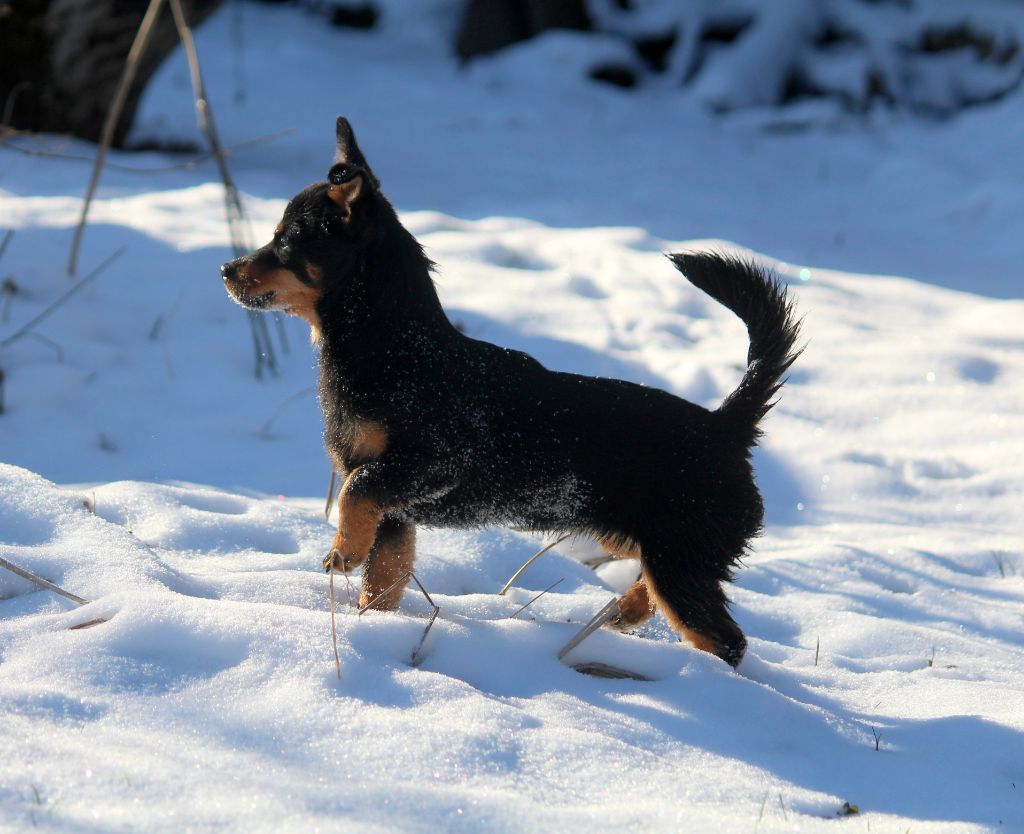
[2,2,1024,831]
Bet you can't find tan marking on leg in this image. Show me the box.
[595,533,641,560]
[679,626,719,656]
[359,524,415,610]
[607,576,656,631]
[324,467,382,572]
[643,580,727,660]
[348,420,389,463]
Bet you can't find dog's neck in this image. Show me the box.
[316,221,455,409]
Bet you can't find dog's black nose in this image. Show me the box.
[221,262,236,282]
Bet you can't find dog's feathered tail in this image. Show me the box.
[669,252,802,447]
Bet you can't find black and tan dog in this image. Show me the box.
[221,117,800,667]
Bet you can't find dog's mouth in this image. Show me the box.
[227,284,276,310]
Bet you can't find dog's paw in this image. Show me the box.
[605,582,654,632]
[323,547,368,573]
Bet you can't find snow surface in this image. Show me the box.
[1,2,1023,832]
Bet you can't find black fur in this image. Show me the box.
[221,117,801,667]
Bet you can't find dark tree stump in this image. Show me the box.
[455,0,591,62]
[1,0,224,146]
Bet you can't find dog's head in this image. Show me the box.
[220,117,385,338]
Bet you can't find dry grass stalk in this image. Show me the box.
[0,248,124,350]
[571,661,652,681]
[0,228,13,263]
[499,532,572,596]
[324,469,338,521]
[557,596,620,661]
[0,554,89,606]
[506,577,563,620]
[1,127,296,174]
[69,618,108,631]
[357,571,439,667]
[167,0,280,379]
[257,386,315,438]
[67,0,166,277]
[328,567,341,679]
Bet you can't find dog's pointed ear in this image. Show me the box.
[334,116,381,190]
[326,165,365,220]
[335,117,369,168]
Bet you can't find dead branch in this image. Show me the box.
[0,554,89,606]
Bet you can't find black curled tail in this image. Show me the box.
[669,251,802,447]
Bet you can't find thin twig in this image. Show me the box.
[557,597,620,661]
[571,661,652,681]
[0,229,13,263]
[499,532,572,596]
[506,578,564,620]
[580,553,616,569]
[329,567,341,679]
[166,0,280,379]
[324,469,338,522]
[257,386,315,437]
[0,127,296,173]
[1,248,124,349]
[357,570,439,666]
[68,0,166,276]
[18,332,65,363]
[0,554,89,606]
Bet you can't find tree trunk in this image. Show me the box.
[1,0,223,146]
[455,0,591,62]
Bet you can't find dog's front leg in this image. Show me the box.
[322,453,454,574]
[323,464,384,573]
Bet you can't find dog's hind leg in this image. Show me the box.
[642,549,747,667]
[607,576,656,631]
[594,534,657,631]
[359,518,415,610]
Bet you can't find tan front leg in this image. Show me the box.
[323,466,383,573]
[359,522,416,610]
